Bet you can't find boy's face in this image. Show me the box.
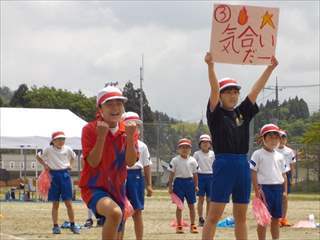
[100,99,124,126]
[178,145,191,158]
[263,132,280,150]
[220,88,240,109]
[52,138,65,149]
[200,141,211,152]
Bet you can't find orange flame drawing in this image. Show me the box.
[238,7,248,25]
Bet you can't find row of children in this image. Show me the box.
[35,50,295,240]
[168,125,295,240]
[168,134,215,234]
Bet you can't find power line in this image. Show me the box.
[258,92,275,102]
[264,84,320,90]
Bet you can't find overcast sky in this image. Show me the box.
[1,0,319,122]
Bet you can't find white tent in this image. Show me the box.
[0,107,87,150]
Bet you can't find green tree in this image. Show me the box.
[122,81,156,153]
[194,119,209,150]
[254,96,311,139]
[10,84,28,107]
[123,82,140,113]
[302,119,320,182]
[23,86,96,121]
[152,111,180,160]
[302,121,320,144]
[298,98,310,118]
[122,81,154,123]
[0,86,13,104]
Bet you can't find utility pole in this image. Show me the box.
[139,54,144,141]
[275,76,279,123]
[19,147,23,178]
[156,114,160,187]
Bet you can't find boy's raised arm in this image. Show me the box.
[205,52,220,111]
[248,56,279,104]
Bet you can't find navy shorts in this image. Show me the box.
[210,154,251,204]
[286,171,292,194]
[87,188,124,232]
[197,173,213,197]
[173,178,196,204]
[48,169,72,201]
[126,169,145,210]
[261,184,283,219]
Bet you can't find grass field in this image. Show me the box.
[0,190,319,240]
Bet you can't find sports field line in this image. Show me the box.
[0,233,26,240]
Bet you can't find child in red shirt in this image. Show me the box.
[79,85,138,240]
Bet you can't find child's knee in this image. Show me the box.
[133,210,142,217]
[108,207,123,222]
[64,200,73,208]
[234,214,247,223]
[52,202,59,209]
[206,214,220,224]
[188,204,195,210]
[176,208,182,213]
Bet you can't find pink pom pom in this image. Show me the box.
[123,197,134,220]
[171,193,184,210]
[252,197,271,226]
[37,170,51,200]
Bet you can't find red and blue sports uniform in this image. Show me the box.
[79,120,138,228]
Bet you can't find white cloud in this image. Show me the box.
[1,1,319,121]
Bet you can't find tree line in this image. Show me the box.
[1,83,319,162]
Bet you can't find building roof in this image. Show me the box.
[0,107,87,149]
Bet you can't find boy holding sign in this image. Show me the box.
[201,52,278,240]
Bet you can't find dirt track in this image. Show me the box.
[0,194,319,239]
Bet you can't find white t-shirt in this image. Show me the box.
[40,145,76,170]
[168,155,198,178]
[276,146,296,171]
[250,148,287,185]
[193,150,215,174]
[128,140,152,170]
